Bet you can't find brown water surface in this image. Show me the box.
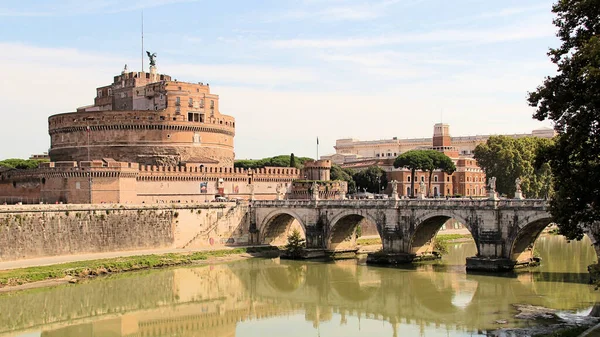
[2,235,598,337]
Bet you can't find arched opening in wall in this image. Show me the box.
[261,213,305,246]
[410,215,476,261]
[328,214,379,251]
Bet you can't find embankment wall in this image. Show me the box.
[0,203,250,262]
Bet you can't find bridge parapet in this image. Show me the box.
[251,198,549,210]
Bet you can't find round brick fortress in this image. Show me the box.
[48,110,235,167]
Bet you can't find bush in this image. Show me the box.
[284,229,306,259]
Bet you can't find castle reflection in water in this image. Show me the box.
[1,236,599,337]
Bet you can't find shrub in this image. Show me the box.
[285,229,306,259]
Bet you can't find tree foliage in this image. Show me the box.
[234,155,313,169]
[473,136,554,199]
[527,0,600,239]
[422,150,456,196]
[353,166,387,194]
[0,159,47,170]
[393,150,435,197]
[289,153,296,168]
[330,165,357,194]
[284,229,306,259]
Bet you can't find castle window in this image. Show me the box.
[189,98,193,106]
[97,90,102,97]
[107,89,112,96]
[167,134,171,139]
[76,182,81,190]
[175,106,180,113]
[178,86,182,91]
[175,97,181,106]
[210,100,214,109]
[200,99,204,108]
[434,176,438,182]
[407,176,411,182]
[421,176,425,182]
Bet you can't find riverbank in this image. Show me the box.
[0,247,279,293]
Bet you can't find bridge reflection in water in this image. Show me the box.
[2,237,599,337]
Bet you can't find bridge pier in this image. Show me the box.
[465,257,517,272]
[366,252,415,265]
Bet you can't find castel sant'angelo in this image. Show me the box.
[0,57,346,204]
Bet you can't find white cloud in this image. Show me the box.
[260,0,402,22]
[268,17,554,48]
[0,42,553,160]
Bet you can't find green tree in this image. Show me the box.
[234,155,314,169]
[0,159,47,170]
[410,150,457,197]
[473,136,554,198]
[289,153,296,168]
[330,165,356,194]
[394,150,433,197]
[352,166,387,194]
[527,0,600,240]
[284,229,306,259]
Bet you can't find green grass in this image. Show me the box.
[0,247,276,287]
[434,234,474,254]
[357,238,382,246]
[435,234,473,242]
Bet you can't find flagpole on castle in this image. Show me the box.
[316,137,319,160]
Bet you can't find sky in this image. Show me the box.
[0,0,558,160]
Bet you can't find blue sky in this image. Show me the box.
[0,0,557,160]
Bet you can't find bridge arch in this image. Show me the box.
[409,210,477,256]
[327,210,380,251]
[259,210,306,246]
[509,213,554,262]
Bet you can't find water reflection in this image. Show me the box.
[1,235,598,337]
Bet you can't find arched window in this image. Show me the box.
[421,176,425,182]
[407,176,411,182]
[407,187,411,196]
[434,186,438,196]
[434,176,438,182]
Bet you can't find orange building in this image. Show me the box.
[341,124,487,198]
[49,65,235,167]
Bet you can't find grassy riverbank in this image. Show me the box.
[0,247,277,288]
[357,233,473,246]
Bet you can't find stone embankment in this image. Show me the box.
[0,202,250,263]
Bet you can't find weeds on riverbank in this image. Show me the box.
[434,234,473,254]
[0,247,277,287]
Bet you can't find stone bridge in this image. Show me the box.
[249,199,600,271]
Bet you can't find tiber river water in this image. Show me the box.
[2,235,599,337]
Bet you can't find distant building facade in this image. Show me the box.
[331,123,553,198]
[324,125,555,165]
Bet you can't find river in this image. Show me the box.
[2,235,598,337]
